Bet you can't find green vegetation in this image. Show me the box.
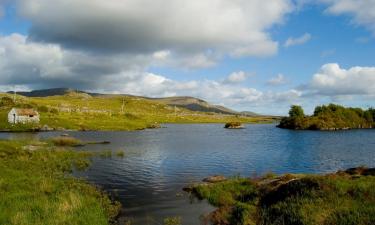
[163,217,182,225]
[0,139,120,225]
[99,150,112,158]
[0,93,276,132]
[190,169,375,225]
[224,122,244,129]
[278,104,375,130]
[116,150,125,157]
[51,136,84,147]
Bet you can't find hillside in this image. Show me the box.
[9,88,259,116]
[0,91,276,131]
[150,96,246,115]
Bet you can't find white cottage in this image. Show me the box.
[8,108,40,124]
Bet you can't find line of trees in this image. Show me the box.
[278,104,375,130]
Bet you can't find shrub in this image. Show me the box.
[0,96,15,107]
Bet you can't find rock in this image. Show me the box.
[22,145,39,151]
[224,122,244,129]
[40,125,54,131]
[343,167,375,176]
[147,123,161,129]
[203,175,227,183]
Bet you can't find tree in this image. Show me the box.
[289,105,304,118]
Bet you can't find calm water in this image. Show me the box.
[1,124,375,224]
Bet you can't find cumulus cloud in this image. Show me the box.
[0,33,154,89]
[321,0,375,35]
[0,33,303,113]
[308,63,375,96]
[16,0,292,59]
[266,74,287,86]
[284,33,312,47]
[224,71,249,84]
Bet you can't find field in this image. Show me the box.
[0,92,277,131]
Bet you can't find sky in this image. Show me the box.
[0,0,375,115]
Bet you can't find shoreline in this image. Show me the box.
[0,120,278,133]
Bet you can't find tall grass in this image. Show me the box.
[0,140,120,225]
[51,136,83,146]
[191,172,375,225]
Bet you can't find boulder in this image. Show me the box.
[203,175,227,183]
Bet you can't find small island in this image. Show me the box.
[224,122,244,129]
[278,104,375,130]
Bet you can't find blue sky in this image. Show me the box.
[0,0,375,115]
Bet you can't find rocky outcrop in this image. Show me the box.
[224,122,244,129]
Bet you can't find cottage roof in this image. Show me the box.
[13,108,39,116]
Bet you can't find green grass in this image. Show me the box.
[0,140,120,225]
[0,93,277,131]
[191,172,375,225]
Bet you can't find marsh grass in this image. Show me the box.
[116,150,125,157]
[0,139,120,225]
[51,136,84,147]
[99,150,112,158]
[163,216,182,225]
[192,173,375,225]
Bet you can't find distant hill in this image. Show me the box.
[8,88,260,116]
[8,88,83,97]
[150,96,244,115]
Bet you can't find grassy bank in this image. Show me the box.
[189,169,375,225]
[0,93,277,131]
[0,139,120,225]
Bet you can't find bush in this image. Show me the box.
[279,104,375,130]
[0,97,15,107]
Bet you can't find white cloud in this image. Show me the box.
[267,74,287,86]
[16,0,293,60]
[225,71,249,84]
[0,33,302,113]
[321,0,375,35]
[309,63,375,96]
[284,33,312,47]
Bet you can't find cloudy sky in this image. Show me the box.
[0,0,375,115]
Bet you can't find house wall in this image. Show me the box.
[7,109,17,124]
[16,115,40,124]
[8,109,40,124]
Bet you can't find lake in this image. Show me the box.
[1,124,375,224]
